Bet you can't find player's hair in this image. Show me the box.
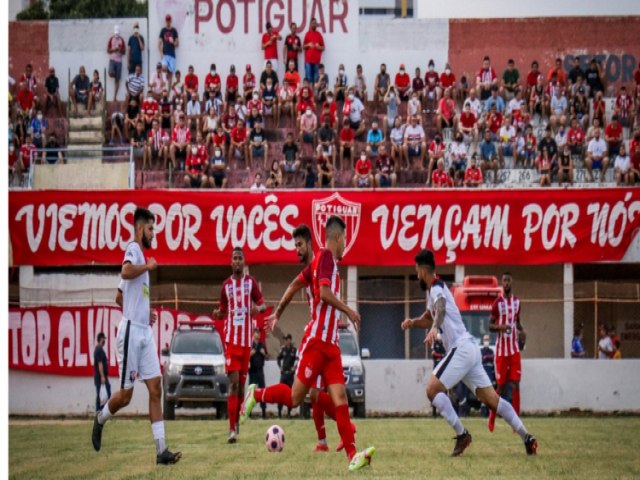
[293,224,312,243]
[502,271,512,278]
[133,207,154,226]
[415,249,436,271]
[325,216,346,238]
[232,246,244,256]
[97,332,106,342]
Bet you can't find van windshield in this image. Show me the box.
[460,311,496,344]
[172,331,223,355]
[339,333,359,356]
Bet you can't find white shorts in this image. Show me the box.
[116,318,161,389]
[433,340,492,393]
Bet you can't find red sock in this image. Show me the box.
[228,394,238,431]
[335,404,356,460]
[312,399,326,441]
[254,384,292,408]
[512,388,520,415]
[316,391,336,420]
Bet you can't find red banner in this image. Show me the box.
[9,189,640,266]
[8,306,225,377]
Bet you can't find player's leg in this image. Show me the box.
[227,370,241,442]
[309,383,329,451]
[510,352,522,415]
[428,344,473,456]
[489,353,508,432]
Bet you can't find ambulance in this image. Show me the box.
[450,275,503,345]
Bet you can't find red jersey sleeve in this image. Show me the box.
[491,298,500,322]
[250,276,265,306]
[316,249,335,287]
[219,282,229,315]
[297,263,313,286]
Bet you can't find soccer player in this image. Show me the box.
[488,272,526,432]
[401,250,537,457]
[262,224,354,452]
[92,207,181,465]
[240,216,375,472]
[213,247,266,443]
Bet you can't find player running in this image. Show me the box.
[213,247,266,444]
[240,216,375,472]
[92,207,181,465]
[262,224,354,452]
[401,249,537,457]
[488,272,526,432]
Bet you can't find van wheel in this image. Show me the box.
[353,402,366,418]
[163,394,175,420]
[216,402,227,419]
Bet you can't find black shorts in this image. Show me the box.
[212,169,226,187]
[349,120,361,130]
[187,173,202,188]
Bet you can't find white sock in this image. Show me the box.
[152,421,166,454]
[497,397,528,441]
[432,392,465,436]
[97,400,113,425]
[318,438,327,446]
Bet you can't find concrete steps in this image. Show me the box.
[68,130,104,144]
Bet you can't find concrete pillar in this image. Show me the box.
[455,264,465,284]
[563,263,574,359]
[347,266,358,312]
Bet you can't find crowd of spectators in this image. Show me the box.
[9,15,640,189]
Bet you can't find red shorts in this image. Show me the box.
[495,352,521,385]
[296,338,344,389]
[225,343,251,376]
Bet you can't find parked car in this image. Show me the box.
[161,321,228,420]
[299,326,369,418]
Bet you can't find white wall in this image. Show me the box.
[416,0,640,19]
[49,18,149,102]
[10,359,640,415]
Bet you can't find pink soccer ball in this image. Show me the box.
[265,424,285,452]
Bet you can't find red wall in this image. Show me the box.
[9,21,49,88]
[449,16,640,92]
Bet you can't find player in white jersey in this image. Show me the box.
[401,250,537,457]
[92,207,181,465]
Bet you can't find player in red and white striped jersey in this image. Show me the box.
[213,247,266,443]
[487,272,526,432]
[240,216,375,472]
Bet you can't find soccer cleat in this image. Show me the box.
[451,430,472,457]
[227,429,238,444]
[91,413,103,451]
[348,446,376,472]
[488,410,496,432]
[524,434,538,455]
[314,443,330,452]
[239,384,257,425]
[336,422,357,452]
[156,448,182,465]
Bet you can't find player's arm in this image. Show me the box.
[213,286,227,319]
[401,309,432,330]
[121,257,156,279]
[489,300,507,332]
[320,284,361,330]
[98,360,106,383]
[115,289,123,307]
[274,276,306,319]
[425,295,446,346]
[251,280,267,313]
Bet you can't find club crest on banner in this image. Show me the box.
[312,193,362,257]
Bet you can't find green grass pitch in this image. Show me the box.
[9,416,640,479]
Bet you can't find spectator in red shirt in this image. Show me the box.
[477,55,498,101]
[593,91,606,127]
[353,150,373,188]
[464,154,483,187]
[412,67,425,104]
[184,134,208,188]
[525,61,541,101]
[629,130,640,184]
[395,64,411,102]
[547,58,567,88]
[458,102,478,145]
[145,118,168,169]
[567,117,585,159]
[424,59,440,107]
[230,118,248,166]
[427,133,445,184]
[243,64,256,102]
[283,60,301,93]
[605,115,623,158]
[19,133,36,173]
[262,22,282,72]
[436,87,456,134]
[303,18,324,83]
[16,82,35,119]
[20,63,38,95]
[283,22,302,72]
[204,64,221,101]
[615,86,634,130]
[184,65,199,101]
[440,63,457,103]
[339,123,355,171]
[225,65,239,104]
[431,158,451,188]
[141,90,159,132]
